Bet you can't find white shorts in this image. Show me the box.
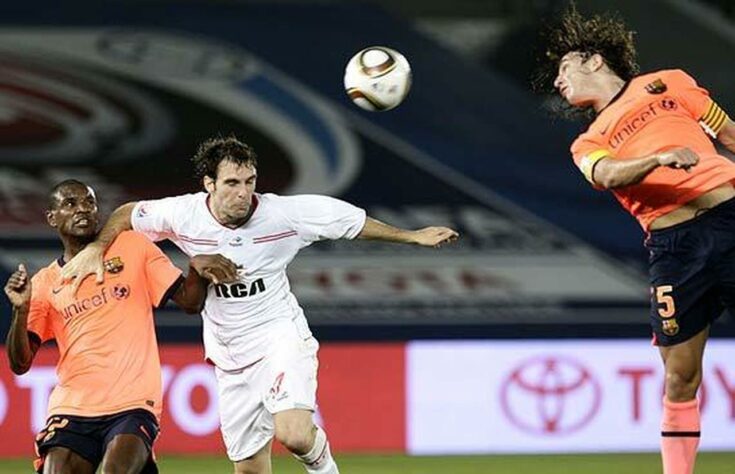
[214,320,319,461]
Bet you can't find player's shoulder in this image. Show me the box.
[255,193,298,220]
[258,193,342,213]
[258,193,321,204]
[30,260,62,289]
[107,231,159,257]
[172,192,206,205]
[570,131,601,156]
[636,69,697,89]
[138,192,205,214]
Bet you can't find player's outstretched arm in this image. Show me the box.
[60,202,137,290]
[592,147,699,189]
[357,217,459,247]
[171,255,239,314]
[4,264,40,374]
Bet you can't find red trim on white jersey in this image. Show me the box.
[253,230,298,244]
[179,235,219,246]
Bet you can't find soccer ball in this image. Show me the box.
[343,46,412,112]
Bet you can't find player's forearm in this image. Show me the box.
[93,202,137,250]
[172,266,208,314]
[593,156,661,189]
[6,304,35,374]
[356,217,418,244]
[717,119,735,154]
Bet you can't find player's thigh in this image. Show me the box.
[233,438,273,474]
[36,415,102,474]
[659,325,709,373]
[99,409,159,474]
[647,226,721,346]
[99,434,149,474]
[44,447,96,474]
[216,364,275,462]
[263,330,319,416]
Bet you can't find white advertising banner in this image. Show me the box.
[407,340,735,454]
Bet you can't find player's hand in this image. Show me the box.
[411,227,459,248]
[4,264,32,308]
[190,254,239,284]
[657,147,699,172]
[59,242,106,294]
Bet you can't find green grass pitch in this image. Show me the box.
[1,453,734,473]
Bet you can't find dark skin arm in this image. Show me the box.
[4,264,41,375]
[168,254,239,314]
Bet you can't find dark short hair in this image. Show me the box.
[48,179,91,210]
[534,3,639,116]
[192,136,258,183]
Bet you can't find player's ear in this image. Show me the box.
[588,53,605,72]
[203,175,215,193]
[46,210,57,228]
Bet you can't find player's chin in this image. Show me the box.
[69,225,98,239]
[563,95,582,107]
[230,208,250,219]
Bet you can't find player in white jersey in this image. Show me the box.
[60,136,458,474]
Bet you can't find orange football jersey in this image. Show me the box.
[571,69,735,230]
[26,231,182,419]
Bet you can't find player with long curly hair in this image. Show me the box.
[539,5,735,474]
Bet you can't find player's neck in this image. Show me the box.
[61,235,96,263]
[593,76,627,113]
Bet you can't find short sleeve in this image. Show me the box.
[131,195,188,242]
[26,274,54,343]
[137,234,183,308]
[570,135,612,187]
[671,69,729,137]
[281,195,367,244]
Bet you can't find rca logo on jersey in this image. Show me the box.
[645,78,667,94]
[213,279,266,298]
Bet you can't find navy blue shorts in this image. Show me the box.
[646,196,735,346]
[34,409,159,473]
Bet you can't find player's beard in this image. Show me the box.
[224,203,251,225]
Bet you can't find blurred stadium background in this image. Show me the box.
[1,0,735,472]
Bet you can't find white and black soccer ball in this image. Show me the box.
[343,46,412,112]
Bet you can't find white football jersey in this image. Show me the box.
[131,192,366,370]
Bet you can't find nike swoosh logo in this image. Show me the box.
[52,287,64,294]
[600,123,611,135]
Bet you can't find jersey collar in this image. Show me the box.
[597,79,632,115]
